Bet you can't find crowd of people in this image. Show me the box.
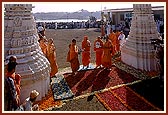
[36,20,101,30]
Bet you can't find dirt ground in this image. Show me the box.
[45,28,101,69]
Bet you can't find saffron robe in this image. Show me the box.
[69,44,80,73]
[82,37,91,66]
[46,43,58,77]
[102,39,113,68]
[94,38,103,67]
[39,41,47,56]
[108,32,117,54]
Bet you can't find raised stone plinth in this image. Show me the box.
[121,4,160,72]
[4,4,51,103]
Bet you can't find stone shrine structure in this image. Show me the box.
[4,4,51,103]
[121,4,160,72]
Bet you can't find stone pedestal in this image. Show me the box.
[121,4,160,72]
[4,4,51,103]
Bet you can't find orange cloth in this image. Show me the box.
[69,44,80,73]
[82,36,91,66]
[46,43,58,77]
[66,44,71,62]
[94,38,104,66]
[108,32,117,54]
[115,31,121,52]
[39,40,47,56]
[102,39,113,68]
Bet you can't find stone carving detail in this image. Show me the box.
[121,4,160,72]
[14,17,22,27]
[4,4,50,103]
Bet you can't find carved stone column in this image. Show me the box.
[121,4,160,72]
[4,4,51,103]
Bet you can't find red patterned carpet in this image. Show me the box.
[37,65,163,111]
[63,65,139,97]
[95,86,162,111]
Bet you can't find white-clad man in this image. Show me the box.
[118,31,126,47]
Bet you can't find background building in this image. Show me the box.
[102,6,164,27]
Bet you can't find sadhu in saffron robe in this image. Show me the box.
[46,39,58,77]
[102,39,113,68]
[108,31,118,54]
[82,36,91,67]
[67,43,80,73]
[39,38,47,56]
[94,37,103,67]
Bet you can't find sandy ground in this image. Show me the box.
[52,95,107,111]
[45,28,101,69]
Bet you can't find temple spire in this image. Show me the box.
[121,4,160,72]
[4,4,51,103]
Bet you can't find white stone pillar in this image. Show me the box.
[4,4,51,103]
[121,4,160,72]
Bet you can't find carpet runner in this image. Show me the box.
[51,65,139,100]
[51,74,74,100]
[50,65,163,111]
[95,86,162,111]
[64,65,139,97]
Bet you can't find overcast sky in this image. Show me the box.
[32,2,165,13]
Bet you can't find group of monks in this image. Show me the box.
[66,37,92,75]
[94,29,122,70]
[39,29,123,76]
[66,30,123,75]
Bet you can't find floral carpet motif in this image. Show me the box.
[63,65,139,97]
[95,86,162,111]
[51,74,74,100]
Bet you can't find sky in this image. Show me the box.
[32,2,165,13]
